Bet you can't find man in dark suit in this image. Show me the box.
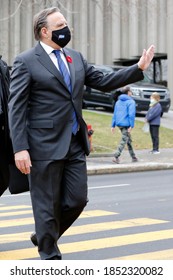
[8,7,154,260]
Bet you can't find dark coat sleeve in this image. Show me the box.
[84,61,144,92]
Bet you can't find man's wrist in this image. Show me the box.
[137,62,144,71]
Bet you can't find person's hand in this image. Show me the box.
[128,127,132,133]
[14,150,32,174]
[138,45,155,71]
[111,127,115,134]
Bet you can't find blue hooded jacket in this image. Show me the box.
[111,94,136,128]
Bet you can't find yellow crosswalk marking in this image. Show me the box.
[0,218,167,244]
[0,210,33,217]
[1,229,173,260]
[80,210,118,218]
[0,205,172,260]
[0,248,38,260]
[0,232,31,244]
[0,205,32,211]
[0,218,34,228]
[0,210,117,228]
[60,229,173,254]
[64,218,168,236]
[115,249,173,260]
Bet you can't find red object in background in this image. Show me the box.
[87,124,94,151]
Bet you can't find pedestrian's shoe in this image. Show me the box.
[152,150,160,154]
[30,232,38,246]
[112,157,120,164]
[30,233,62,260]
[132,157,138,162]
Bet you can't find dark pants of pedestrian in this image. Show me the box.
[149,125,160,151]
[28,133,88,260]
[114,127,136,159]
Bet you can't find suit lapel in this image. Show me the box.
[34,43,68,90]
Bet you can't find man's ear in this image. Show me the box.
[41,27,49,39]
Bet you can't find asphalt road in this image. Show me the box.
[0,170,173,260]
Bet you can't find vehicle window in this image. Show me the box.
[142,73,153,83]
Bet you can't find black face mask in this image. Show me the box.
[52,26,71,48]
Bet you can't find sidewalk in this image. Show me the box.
[86,148,173,175]
[86,110,173,175]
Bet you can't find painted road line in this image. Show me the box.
[0,218,168,243]
[59,229,173,254]
[115,249,173,260]
[89,184,130,190]
[1,229,173,260]
[0,210,33,217]
[0,217,34,228]
[80,210,118,218]
[64,217,168,236]
[0,205,32,211]
[0,210,118,228]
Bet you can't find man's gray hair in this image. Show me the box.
[33,7,60,41]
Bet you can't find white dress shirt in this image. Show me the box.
[40,41,70,74]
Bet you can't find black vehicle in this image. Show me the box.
[83,65,171,114]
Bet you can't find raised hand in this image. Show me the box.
[138,45,155,71]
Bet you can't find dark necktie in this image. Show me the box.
[53,50,78,135]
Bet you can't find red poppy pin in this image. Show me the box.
[66,56,72,63]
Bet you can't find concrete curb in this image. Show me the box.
[87,162,173,175]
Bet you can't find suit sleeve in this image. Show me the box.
[8,57,31,153]
[83,59,144,92]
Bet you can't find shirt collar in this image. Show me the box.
[40,41,62,55]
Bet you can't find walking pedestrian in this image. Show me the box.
[8,7,154,260]
[145,92,162,154]
[111,86,138,163]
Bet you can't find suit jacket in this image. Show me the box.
[8,43,144,160]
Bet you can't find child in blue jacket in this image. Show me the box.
[111,86,138,163]
[145,92,162,154]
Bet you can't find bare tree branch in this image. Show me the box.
[0,0,23,21]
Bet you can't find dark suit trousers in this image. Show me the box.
[28,133,88,260]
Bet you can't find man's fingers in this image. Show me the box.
[15,160,31,174]
[142,49,146,57]
[146,45,155,59]
[14,150,32,174]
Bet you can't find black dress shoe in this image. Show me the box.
[30,232,62,259]
[30,232,38,246]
